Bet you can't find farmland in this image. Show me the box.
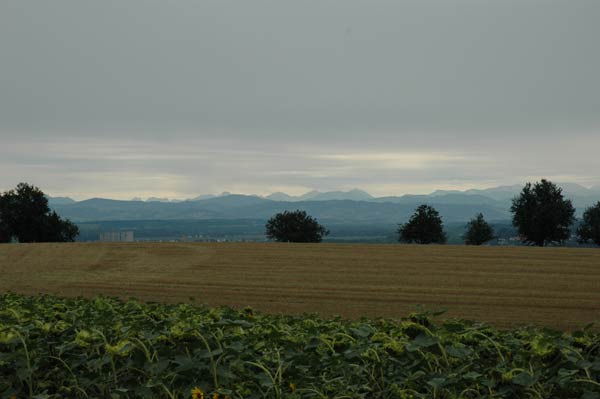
[1,243,599,330]
[1,243,600,398]
[2,293,600,399]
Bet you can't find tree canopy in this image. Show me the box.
[0,183,79,243]
[510,179,575,247]
[265,210,329,243]
[464,213,495,245]
[577,202,600,246]
[398,204,447,244]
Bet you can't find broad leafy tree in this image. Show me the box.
[399,204,447,244]
[464,213,495,245]
[42,211,80,242]
[577,202,600,246]
[266,210,329,243]
[0,183,79,243]
[0,194,11,243]
[510,179,575,247]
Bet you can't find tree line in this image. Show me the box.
[2,180,600,246]
[267,179,600,247]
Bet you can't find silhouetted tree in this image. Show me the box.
[42,211,80,242]
[266,210,329,243]
[464,213,495,245]
[510,179,575,247]
[398,204,447,244]
[0,194,11,243]
[577,202,600,246]
[0,183,79,243]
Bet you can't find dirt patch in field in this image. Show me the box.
[1,242,599,330]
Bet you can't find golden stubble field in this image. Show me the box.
[1,242,599,330]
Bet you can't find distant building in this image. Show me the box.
[99,231,134,242]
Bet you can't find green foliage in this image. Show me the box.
[265,210,329,243]
[577,202,600,246]
[0,183,79,243]
[1,294,599,399]
[464,213,495,245]
[398,204,447,244]
[510,180,576,247]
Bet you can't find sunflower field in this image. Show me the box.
[0,293,599,399]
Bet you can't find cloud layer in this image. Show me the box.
[1,135,599,200]
[1,1,599,198]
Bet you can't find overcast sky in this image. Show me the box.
[1,0,599,200]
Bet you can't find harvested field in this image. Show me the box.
[0,242,599,330]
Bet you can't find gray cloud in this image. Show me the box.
[1,1,599,197]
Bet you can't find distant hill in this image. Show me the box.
[373,193,503,206]
[146,197,172,203]
[188,192,235,202]
[430,185,522,202]
[189,194,217,201]
[49,183,600,224]
[428,183,600,210]
[265,192,296,201]
[310,189,374,201]
[51,194,509,223]
[47,196,76,206]
[266,189,373,202]
[262,184,599,206]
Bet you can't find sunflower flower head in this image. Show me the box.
[191,387,204,399]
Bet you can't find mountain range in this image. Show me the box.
[48,184,600,224]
